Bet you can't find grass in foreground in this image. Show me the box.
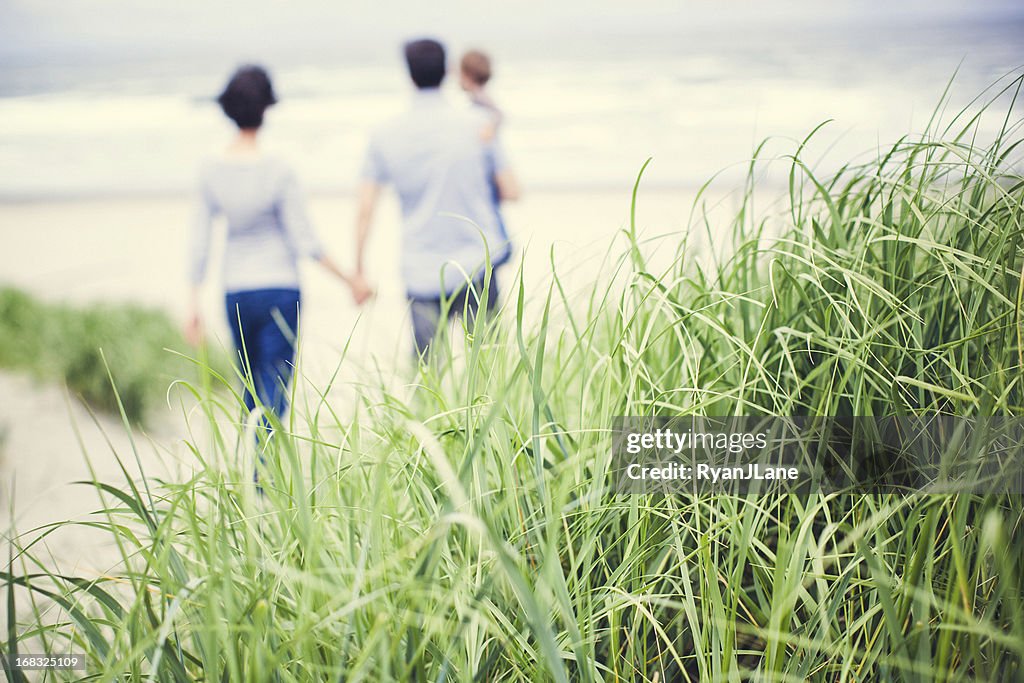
[3,78,1024,681]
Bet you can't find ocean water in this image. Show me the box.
[0,10,1022,199]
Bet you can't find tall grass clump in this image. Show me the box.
[0,288,225,423]
[4,78,1024,681]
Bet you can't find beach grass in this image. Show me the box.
[3,77,1024,681]
[0,288,227,424]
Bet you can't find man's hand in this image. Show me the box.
[495,169,521,202]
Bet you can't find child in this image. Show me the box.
[459,49,503,126]
[459,49,510,262]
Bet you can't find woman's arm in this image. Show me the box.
[279,169,327,261]
[280,169,373,304]
[185,181,215,346]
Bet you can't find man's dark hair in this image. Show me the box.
[404,39,446,89]
[217,65,278,130]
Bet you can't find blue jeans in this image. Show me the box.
[409,276,498,358]
[225,288,301,420]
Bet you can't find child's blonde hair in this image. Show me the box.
[460,50,492,86]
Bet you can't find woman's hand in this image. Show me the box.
[185,286,205,346]
[185,311,205,347]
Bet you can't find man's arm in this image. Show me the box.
[355,180,381,275]
[484,130,521,202]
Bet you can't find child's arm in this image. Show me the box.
[472,90,503,127]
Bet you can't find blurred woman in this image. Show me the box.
[186,64,370,424]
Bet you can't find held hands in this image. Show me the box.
[317,255,373,306]
[348,271,374,306]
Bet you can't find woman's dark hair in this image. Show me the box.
[217,65,278,130]
[404,39,446,89]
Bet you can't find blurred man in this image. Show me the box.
[354,38,520,358]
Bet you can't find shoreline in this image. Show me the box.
[0,180,760,206]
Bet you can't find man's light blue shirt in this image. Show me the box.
[361,88,511,299]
